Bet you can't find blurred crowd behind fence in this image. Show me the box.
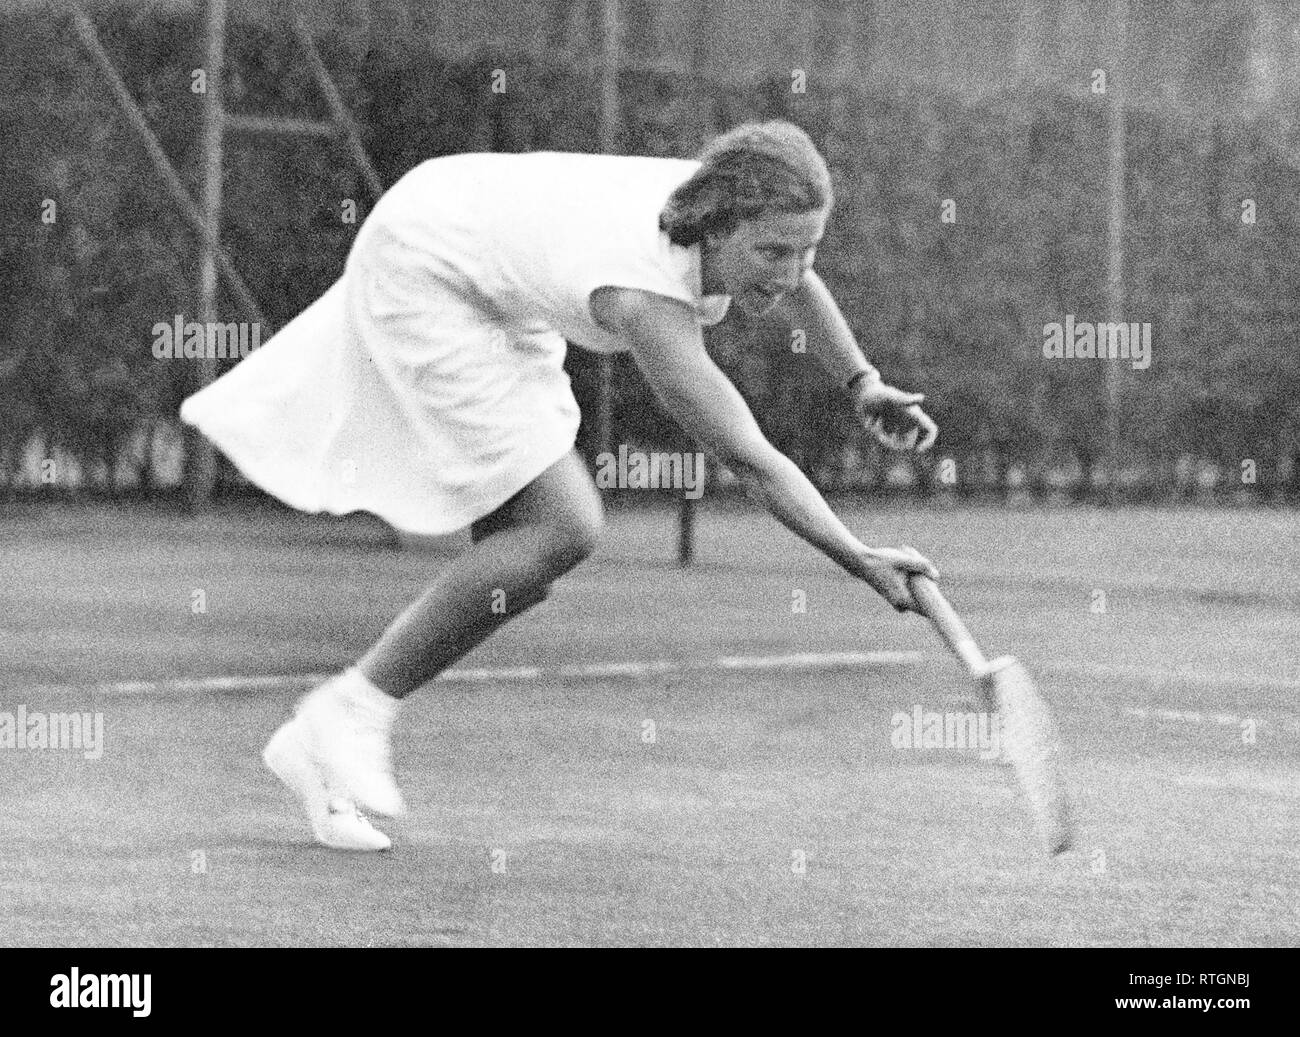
[2,0,1299,506]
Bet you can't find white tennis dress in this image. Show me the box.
[180,152,732,534]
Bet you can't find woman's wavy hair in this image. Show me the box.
[659,121,833,246]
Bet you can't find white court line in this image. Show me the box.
[22,653,1300,736]
[1047,661,1300,694]
[1047,662,1300,735]
[717,650,920,670]
[1120,706,1300,735]
[67,649,924,697]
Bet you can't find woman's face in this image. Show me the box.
[701,207,828,317]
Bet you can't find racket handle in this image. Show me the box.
[907,575,989,679]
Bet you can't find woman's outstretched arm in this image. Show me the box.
[592,287,937,612]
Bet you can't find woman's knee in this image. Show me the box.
[511,450,605,572]
[537,502,603,574]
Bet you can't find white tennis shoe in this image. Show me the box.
[263,716,392,852]
[292,670,407,818]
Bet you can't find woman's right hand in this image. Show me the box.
[847,545,939,613]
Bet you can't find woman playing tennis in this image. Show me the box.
[181,120,940,850]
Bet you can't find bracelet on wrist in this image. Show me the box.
[845,368,880,393]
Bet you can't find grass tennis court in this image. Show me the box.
[1,500,1296,945]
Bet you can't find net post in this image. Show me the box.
[595,0,620,462]
[677,493,696,568]
[187,0,228,509]
[1102,0,1128,508]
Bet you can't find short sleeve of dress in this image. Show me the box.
[552,160,732,352]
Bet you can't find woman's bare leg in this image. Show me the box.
[357,450,603,697]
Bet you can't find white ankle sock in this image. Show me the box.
[337,667,400,725]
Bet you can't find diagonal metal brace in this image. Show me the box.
[63,0,267,329]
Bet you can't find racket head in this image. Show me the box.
[982,656,1074,855]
